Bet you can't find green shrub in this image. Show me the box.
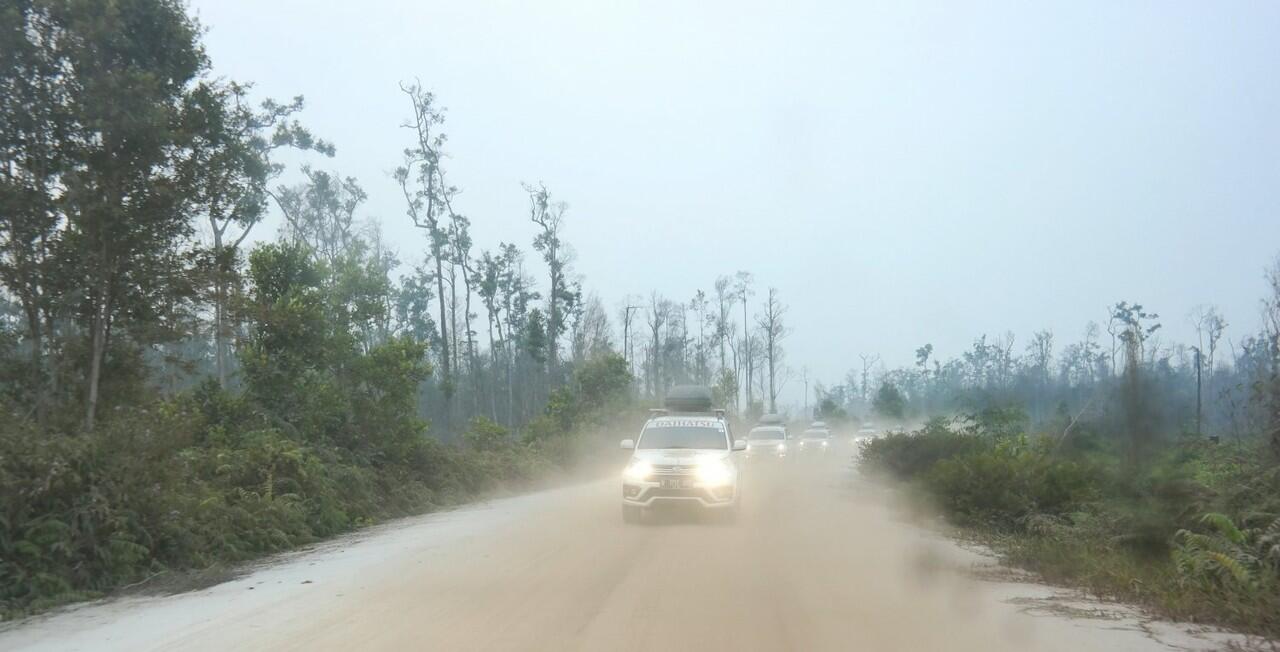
[857,418,989,480]
[858,416,1280,637]
[0,384,621,618]
[922,449,1104,530]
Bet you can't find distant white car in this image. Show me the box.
[620,412,744,524]
[745,425,789,459]
[797,428,832,454]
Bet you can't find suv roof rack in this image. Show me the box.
[663,385,714,413]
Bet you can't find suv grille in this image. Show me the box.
[652,463,696,475]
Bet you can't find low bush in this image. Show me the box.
[857,417,989,480]
[857,420,1280,638]
[922,448,1104,530]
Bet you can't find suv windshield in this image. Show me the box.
[638,425,727,450]
[802,430,830,439]
[748,428,785,440]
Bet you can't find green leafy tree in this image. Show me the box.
[183,80,332,387]
[0,0,73,424]
[20,0,208,430]
[526,182,574,386]
[873,381,907,420]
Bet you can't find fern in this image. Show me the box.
[1199,512,1246,544]
[1174,513,1280,594]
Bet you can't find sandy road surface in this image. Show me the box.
[0,449,1254,651]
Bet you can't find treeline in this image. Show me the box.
[822,291,1280,456]
[0,0,650,616]
[626,279,790,417]
[856,259,1280,637]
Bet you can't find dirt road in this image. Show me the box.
[0,450,1251,651]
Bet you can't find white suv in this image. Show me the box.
[620,410,745,524]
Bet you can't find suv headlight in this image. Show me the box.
[695,458,733,487]
[623,460,653,482]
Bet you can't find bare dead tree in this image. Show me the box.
[757,287,788,413]
[734,271,755,411]
[396,81,456,427]
[859,353,880,403]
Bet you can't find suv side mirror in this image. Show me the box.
[732,439,747,451]
[620,439,635,450]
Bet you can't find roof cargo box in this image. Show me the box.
[663,385,714,413]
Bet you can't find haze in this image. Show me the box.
[7,2,1280,647]
[191,0,1280,399]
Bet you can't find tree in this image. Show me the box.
[1025,330,1054,421]
[619,297,640,377]
[571,293,612,363]
[274,168,365,267]
[498,244,539,425]
[449,211,479,411]
[645,293,670,398]
[526,182,573,386]
[713,277,733,371]
[0,2,70,424]
[1263,256,1280,458]
[396,82,456,424]
[757,287,788,413]
[185,80,332,387]
[22,0,210,430]
[1111,301,1161,465]
[690,289,710,383]
[733,271,754,411]
[476,248,505,420]
[859,353,880,404]
[873,381,906,420]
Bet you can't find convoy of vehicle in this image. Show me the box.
[619,390,890,524]
[620,385,744,524]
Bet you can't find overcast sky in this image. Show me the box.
[190,0,1279,405]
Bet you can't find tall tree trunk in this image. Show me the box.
[213,226,228,388]
[433,253,451,430]
[486,311,498,421]
[742,296,752,409]
[767,337,776,413]
[22,300,46,426]
[448,265,459,397]
[460,261,478,417]
[85,280,110,431]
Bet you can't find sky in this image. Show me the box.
[188,0,1280,406]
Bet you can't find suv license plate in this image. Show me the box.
[661,479,691,489]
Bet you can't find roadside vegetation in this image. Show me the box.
[0,0,800,618]
[0,235,637,616]
[854,263,1280,637]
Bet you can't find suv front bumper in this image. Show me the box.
[622,479,737,509]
